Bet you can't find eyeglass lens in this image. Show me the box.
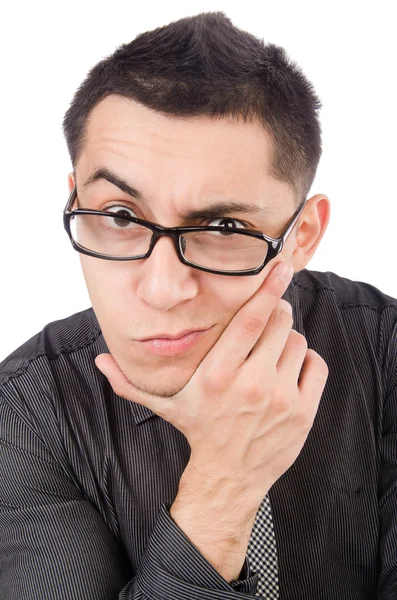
[70,212,269,271]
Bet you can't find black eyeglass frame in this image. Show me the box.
[63,186,306,276]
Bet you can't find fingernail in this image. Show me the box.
[276,262,294,281]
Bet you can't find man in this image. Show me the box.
[0,10,395,600]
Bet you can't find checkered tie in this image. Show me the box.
[246,493,279,598]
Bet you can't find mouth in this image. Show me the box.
[135,327,212,357]
[137,328,210,341]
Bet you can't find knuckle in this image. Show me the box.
[112,382,128,399]
[244,381,262,401]
[242,315,264,335]
[308,349,330,378]
[278,299,293,315]
[272,390,290,413]
[319,356,330,377]
[275,301,293,326]
[205,369,227,392]
[290,330,308,352]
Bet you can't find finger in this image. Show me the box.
[276,329,308,383]
[297,349,329,407]
[200,258,295,378]
[245,299,294,369]
[94,353,173,418]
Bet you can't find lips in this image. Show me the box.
[137,328,209,341]
[135,327,212,357]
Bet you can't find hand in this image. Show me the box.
[95,258,329,503]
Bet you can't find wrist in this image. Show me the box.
[169,498,250,583]
[175,459,259,528]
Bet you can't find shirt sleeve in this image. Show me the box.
[0,396,259,599]
[377,307,397,599]
[134,502,259,598]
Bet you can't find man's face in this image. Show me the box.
[71,95,299,397]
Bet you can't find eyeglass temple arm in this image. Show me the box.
[280,198,307,242]
[64,186,77,214]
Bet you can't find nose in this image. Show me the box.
[135,234,198,311]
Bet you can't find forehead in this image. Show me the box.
[81,95,271,169]
[76,95,292,217]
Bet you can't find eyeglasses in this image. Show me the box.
[63,186,306,276]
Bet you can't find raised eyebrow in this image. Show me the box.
[178,202,274,221]
[82,167,274,219]
[82,167,146,202]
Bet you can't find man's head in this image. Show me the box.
[63,11,330,398]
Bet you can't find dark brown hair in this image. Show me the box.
[63,11,323,207]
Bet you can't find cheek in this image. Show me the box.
[79,256,127,310]
[210,274,266,318]
[80,255,126,288]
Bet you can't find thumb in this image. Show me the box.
[94,353,170,418]
[94,353,121,381]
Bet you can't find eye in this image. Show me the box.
[100,206,249,231]
[103,205,139,229]
[207,217,247,230]
[105,205,137,217]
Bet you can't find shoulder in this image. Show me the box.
[294,268,397,312]
[293,269,397,396]
[0,307,111,471]
[0,307,102,388]
[0,307,106,435]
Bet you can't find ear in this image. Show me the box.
[68,172,75,193]
[290,194,331,271]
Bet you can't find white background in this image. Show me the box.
[1,0,396,360]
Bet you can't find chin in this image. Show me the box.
[122,360,195,399]
[128,376,188,399]
[109,330,216,399]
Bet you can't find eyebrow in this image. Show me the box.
[82,167,274,221]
